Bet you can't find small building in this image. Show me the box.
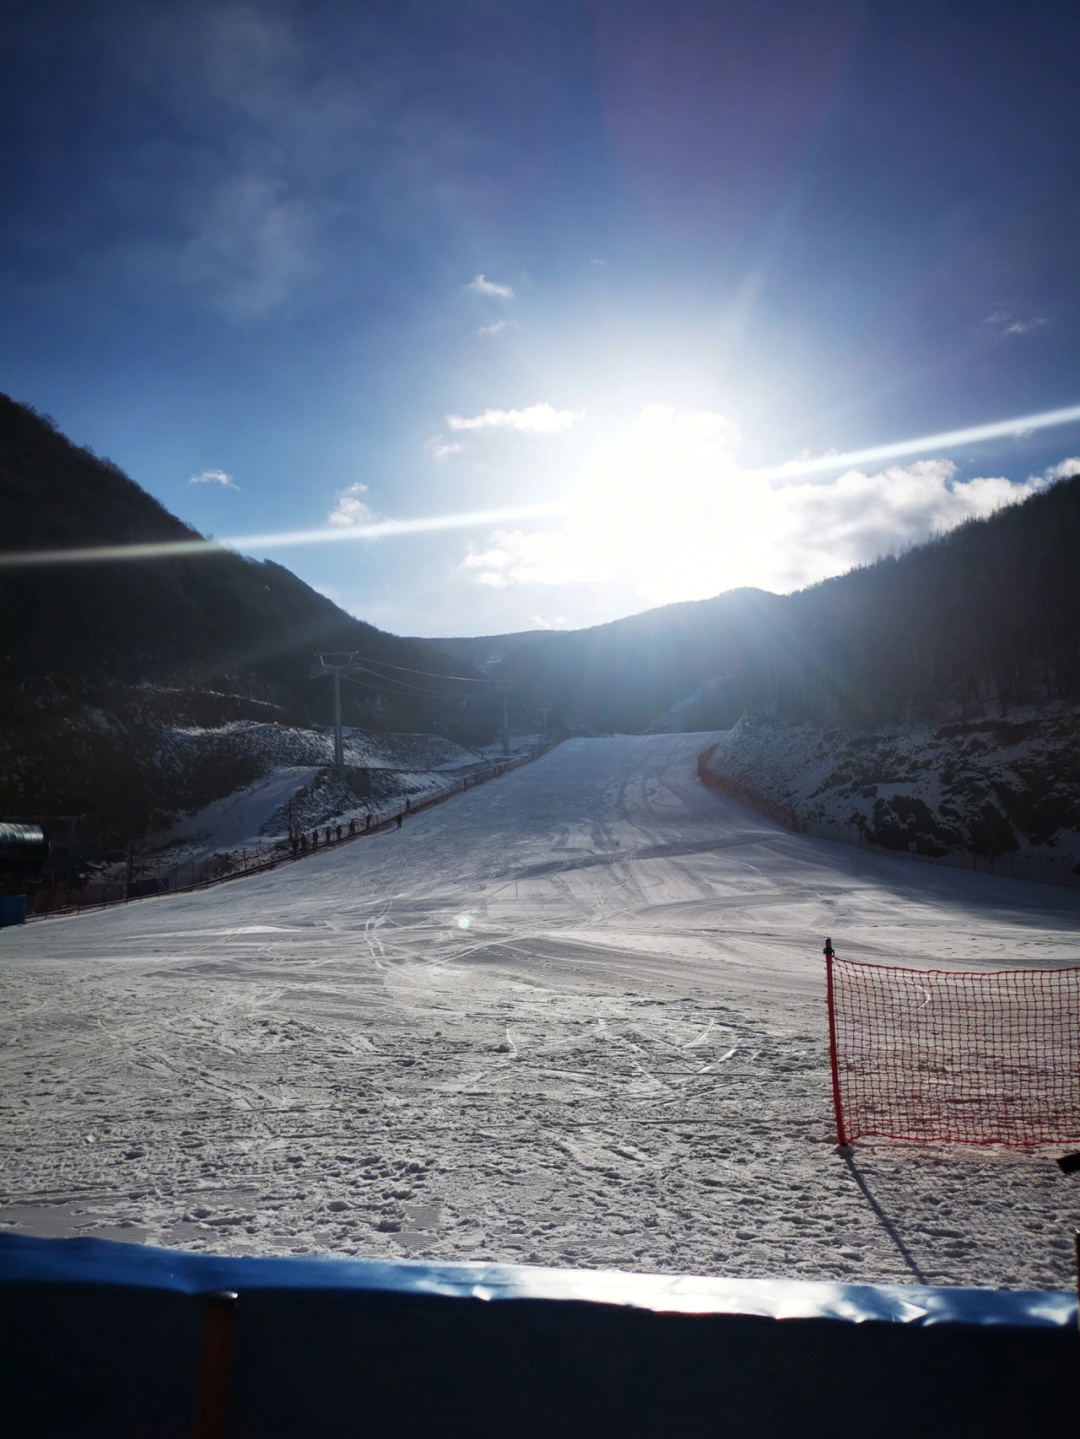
[0,823,49,926]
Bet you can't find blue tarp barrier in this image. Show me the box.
[0,893,27,926]
[1,1233,1077,1436]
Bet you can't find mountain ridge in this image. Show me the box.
[435,474,1080,733]
[0,392,482,724]
[4,391,1079,855]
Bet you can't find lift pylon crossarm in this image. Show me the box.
[310,654,360,769]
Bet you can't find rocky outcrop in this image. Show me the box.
[705,709,1080,877]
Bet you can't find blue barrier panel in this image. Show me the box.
[0,893,27,926]
[1,1233,1077,1437]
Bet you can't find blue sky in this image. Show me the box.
[3,1,1079,637]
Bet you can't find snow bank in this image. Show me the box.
[706,709,1080,884]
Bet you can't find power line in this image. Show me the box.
[347,662,478,699]
[311,653,479,753]
[353,655,487,684]
[353,662,465,695]
[314,651,490,759]
[342,670,459,701]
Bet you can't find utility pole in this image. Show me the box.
[310,653,357,769]
[498,687,510,757]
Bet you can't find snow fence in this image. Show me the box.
[696,742,803,830]
[1,1233,1077,1438]
[825,952,1080,1148]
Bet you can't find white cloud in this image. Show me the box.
[515,403,1062,606]
[462,529,615,589]
[766,460,1051,591]
[983,308,1048,337]
[424,436,462,460]
[118,2,301,128]
[467,274,513,298]
[110,7,534,326]
[1041,457,1080,482]
[328,483,373,528]
[189,469,237,489]
[636,403,740,444]
[530,613,571,630]
[447,403,576,434]
[454,400,1063,611]
[478,319,508,336]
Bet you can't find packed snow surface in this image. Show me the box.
[162,766,321,855]
[3,734,1079,1289]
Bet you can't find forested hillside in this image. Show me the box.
[0,394,483,733]
[433,588,790,733]
[754,475,1080,727]
[4,390,1077,846]
[0,395,488,840]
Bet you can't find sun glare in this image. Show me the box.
[568,406,777,604]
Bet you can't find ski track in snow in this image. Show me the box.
[2,734,1080,1288]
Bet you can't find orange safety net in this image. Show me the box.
[826,955,1080,1147]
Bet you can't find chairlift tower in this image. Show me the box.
[479,655,512,758]
[495,685,511,757]
[310,653,358,769]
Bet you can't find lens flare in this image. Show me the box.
[2,403,1077,571]
[757,402,1080,481]
[0,504,562,568]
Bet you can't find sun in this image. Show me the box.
[566,405,777,605]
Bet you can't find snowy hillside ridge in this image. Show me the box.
[703,709,1080,885]
[256,736,517,840]
[0,675,497,847]
[159,722,482,780]
[156,725,516,840]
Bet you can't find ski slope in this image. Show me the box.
[158,765,321,860]
[3,734,1079,1288]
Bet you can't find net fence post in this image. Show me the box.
[194,1289,238,1439]
[824,937,848,1148]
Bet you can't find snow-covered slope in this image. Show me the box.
[0,675,503,857]
[2,734,1079,1290]
[145,726,504,869]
